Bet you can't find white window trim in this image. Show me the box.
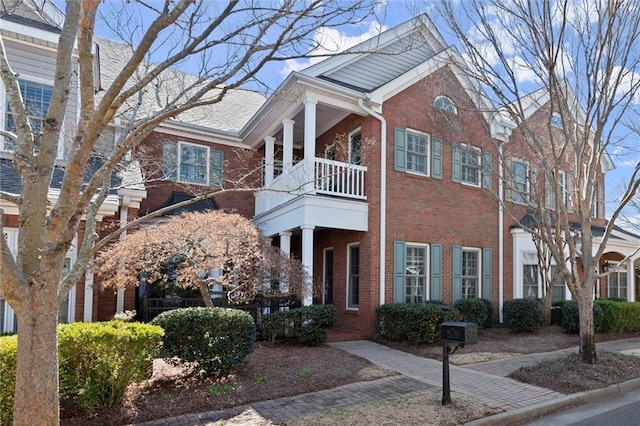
[405,128,431,177]
[434,95,458,114]
[510,158,531,205]
[461,247,482,298]
[348,127,361,165]
[404,242,430,303]
[460,144,482,188]
[177,141,210,186]
[522,252,540,298]
[346,242,359,311]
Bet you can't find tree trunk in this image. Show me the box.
[577,295,597,364]
[542,290,553,327]
[13,296,60,425]
[198,282,214,308]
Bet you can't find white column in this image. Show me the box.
[301,225,315,306]
[116,197,130,314]
[83,267,94,321]
[264,136,275,186]
[628,261,635,301]
[303,98,317,192]
[282,119,294,175]
[280,231,292,293]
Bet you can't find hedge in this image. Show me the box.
[503,298,543,332]
[560,300,604,333]
[599,300,640,332]
[151,307,256,377]
[0,335,17,425]
[376,303,452,344]
[1,322,163,423]
[261,304,335,346]
[58,321,163,412]
[453,298,488,329]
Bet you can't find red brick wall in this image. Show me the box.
[137,131,260,220]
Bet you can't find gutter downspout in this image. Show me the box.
[358,98,387,306]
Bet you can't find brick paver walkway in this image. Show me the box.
[134,336,640,426]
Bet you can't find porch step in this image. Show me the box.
[326,327,368,343]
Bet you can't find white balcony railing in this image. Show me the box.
[313,157,366,199]
[255,157,367,215]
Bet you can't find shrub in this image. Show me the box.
[503,298,543,332]
[58,321,163,412]
[261,304,336,346]
[479,298,494,328]
[376,303,445,344]
[599,300,640,332]
[0,335,17,425]
[453,298,488,329]
[560,300,604,333]
[151,307,256,377]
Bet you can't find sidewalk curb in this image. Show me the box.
[464,377,640,425]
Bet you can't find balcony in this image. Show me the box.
[254,157,368,236]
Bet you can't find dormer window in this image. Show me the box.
[551,113,563,129]
[4,79,52,152]
[433,96,457,114]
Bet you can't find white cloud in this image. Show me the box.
[279,21,387,76]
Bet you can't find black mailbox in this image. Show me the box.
[440,321,478,345]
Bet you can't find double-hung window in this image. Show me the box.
[460,145,480,186]
[162,140,224,188]
[4,79,53,152]
[347,243,360,309]
[606,264,628,300]
[394,128,441,178]
[404,245,428,303]
[461,248,480,298]
[523,264,539,298]
[546,170,568,209]
[406,131,429,175]
[509,159,530,204]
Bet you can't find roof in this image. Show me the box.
[95,37,266,134]
[144,191,219,217]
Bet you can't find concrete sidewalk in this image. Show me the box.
[134,336,640,426]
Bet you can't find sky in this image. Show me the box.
[47,0,639,226]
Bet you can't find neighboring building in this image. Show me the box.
[1,4,638,335]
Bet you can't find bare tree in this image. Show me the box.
[0,1,380,423]
[440,0,640,363]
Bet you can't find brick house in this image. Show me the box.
[2,7,639,335]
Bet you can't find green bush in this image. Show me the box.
[376,303,446,344]
[58,321,163,412]
[261,304,336,346]
[151,307,256,377]
[599,300,640,332]
[0,335,17,425]
[453,298,488,329]
[503,298,543,332]
[560,300,604,333]
[479,298,494,328]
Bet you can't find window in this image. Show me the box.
[546,170,567,209]
[404,245,428,303]
[433,95,457,114]
[4,79,53,151]
[394,128,441,178]
[349,128,362,165]
[549,265,566,303]
[551,113,563,129]
[323,248,334,305]
[592,182,604,218]
[523,264,539,298]
[606,265,628,300]
[347,244,359,309]
[162,140,224,187]
[460,145,481,186]
[462,249,480,298]
[509,159,530,204]
[406,131,429,175]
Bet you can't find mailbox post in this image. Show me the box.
[440,321,478,405]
